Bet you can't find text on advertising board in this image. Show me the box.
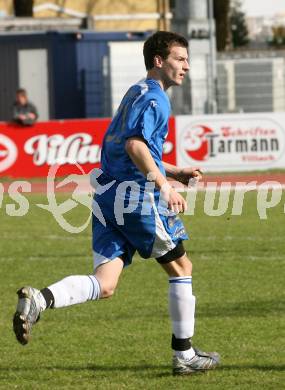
[0,118,176,177]
[176,115,285,171]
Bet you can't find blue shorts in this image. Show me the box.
[91,174,189,269]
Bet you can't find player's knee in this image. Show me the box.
[99,283,116,298]
[161,254,192,277]
[173,252,192,274]
[178,257,192,276]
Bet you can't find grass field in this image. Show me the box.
[0,190,284,389]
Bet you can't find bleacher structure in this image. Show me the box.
[216,51,285,113]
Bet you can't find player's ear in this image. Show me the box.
[154,55,163,68]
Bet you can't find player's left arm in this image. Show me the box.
[162,161,203,185]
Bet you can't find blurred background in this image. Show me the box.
[0,0,284,121]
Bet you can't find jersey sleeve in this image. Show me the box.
[125,99,161,143]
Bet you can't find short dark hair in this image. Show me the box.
[16,88,27,96]
[143,31,188,71]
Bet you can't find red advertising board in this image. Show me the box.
[0,118,177,178]
[2,113,285,178]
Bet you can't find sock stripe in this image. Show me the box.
[169,280,192,284]
[169,277,192,285]
[88,275,101,300]
[88,275,96,300]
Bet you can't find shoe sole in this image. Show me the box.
[173,352,220,375]
[173,366,218,375]
[13,287,32,345]
[173,370,204,375]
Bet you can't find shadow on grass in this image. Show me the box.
[0,363,173,379]
[198,298,285,318]
[95,298,284,321]
[0,363,284,375]
[220,364,285,372]
[0,364,168,373]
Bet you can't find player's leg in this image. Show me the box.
[157,245,196,358]
[94,257,124,298]
[43,256,124,307]
[157,244,220,375]
[13,205,133,346]
[13,258,124,345]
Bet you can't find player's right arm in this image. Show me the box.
[125,136,187,213]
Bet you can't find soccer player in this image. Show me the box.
[13,31,220,375]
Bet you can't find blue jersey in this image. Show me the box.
[92,78,189,268]
[101,78,170,185]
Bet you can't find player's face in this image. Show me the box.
[160,45,189,89]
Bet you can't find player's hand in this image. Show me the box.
[176,167,203,186]
[27,113,36,119]
[161,185,187,213]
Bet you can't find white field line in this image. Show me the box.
[176,183,285,192]
[48,182,285,193]
[3,180,285,194]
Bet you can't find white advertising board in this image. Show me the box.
[176,113,285,172]
[109,41,145,115]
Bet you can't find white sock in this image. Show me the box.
[169,276,196,357]
[47,275,101,308]
[175,348,196,360]
[38,291,47,312]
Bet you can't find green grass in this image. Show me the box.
[0,191,284,389]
